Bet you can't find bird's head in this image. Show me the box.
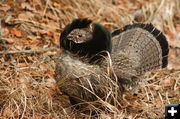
[67,28,93,44]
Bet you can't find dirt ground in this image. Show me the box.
[0,0,179,118]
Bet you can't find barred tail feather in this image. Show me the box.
[111,23,169,75]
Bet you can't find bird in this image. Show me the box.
[56,20,169,108]
[111,23,169,91]
[59,18,112,63]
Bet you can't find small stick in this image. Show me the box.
[152,68,180,72]
[0,46,58,55]
[0,19,2,38]
[174,46,180,50]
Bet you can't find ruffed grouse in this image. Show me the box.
[55,19,169,106]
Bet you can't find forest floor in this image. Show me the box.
[0,0,180,118]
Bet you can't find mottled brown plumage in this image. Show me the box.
[55,51,122,106]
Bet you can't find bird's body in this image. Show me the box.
[56,19,169,107]
[55,51,121,105]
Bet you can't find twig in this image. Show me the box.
[170,45,180,50]
[153,68,180,72]
[174,46,180,50]
[0,19,2,39]
[0,46,58,55]
[4,18,58,31]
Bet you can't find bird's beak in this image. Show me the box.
[89,23,94,31]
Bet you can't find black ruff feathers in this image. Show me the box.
[60,18,112,63]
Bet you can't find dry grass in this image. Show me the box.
[0,0,180,118]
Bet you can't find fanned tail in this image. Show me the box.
[111,23,169,75]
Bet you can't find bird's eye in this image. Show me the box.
[78,34,82,37]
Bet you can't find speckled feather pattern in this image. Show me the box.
[111,23,169,91]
